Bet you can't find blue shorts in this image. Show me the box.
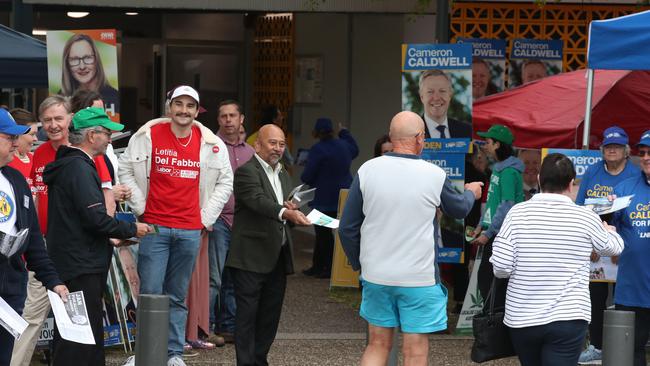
[360,280,448,333]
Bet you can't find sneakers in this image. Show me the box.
[187,339,216,350]
[578,344,602,364]
[167,356,187,366]
[121,355,135,366]
[207,333,227,346]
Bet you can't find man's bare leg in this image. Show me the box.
[402,332,429,366]
[361,324,395,366]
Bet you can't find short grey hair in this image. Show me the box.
[600,144,631,158]
[68,127,94,145]
[38,95,70,120]
[418,69,452,94]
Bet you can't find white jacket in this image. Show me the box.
[118,118,233,229]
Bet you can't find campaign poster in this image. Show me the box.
[401,43,473,139]
[509,39,563,88]
[456,38,506,100]
[103,247,139,346]
[46,29,120,121]
[422,139,471,263]
[541,148,617,282]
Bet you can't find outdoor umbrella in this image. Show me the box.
[472,69,650,149]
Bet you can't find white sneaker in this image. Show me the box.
[167,356,187,366]
[578,344,602,364]
[121,355,135,366]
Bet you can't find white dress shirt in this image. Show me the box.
[254,154,286,221]
[424,114,449,138]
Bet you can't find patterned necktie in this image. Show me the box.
[436,125,446,139]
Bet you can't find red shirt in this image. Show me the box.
[94,155,112,184]
[30,142,57,235]
[143,123,202,229]
[9,152,34,192]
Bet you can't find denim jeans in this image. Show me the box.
[138,226,201,357]
[208,218,236,333]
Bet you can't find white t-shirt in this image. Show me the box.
[0,171,18,235]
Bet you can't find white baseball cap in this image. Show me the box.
[168,85,200,104]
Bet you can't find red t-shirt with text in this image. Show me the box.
[9,152,34,193]
[94,155,112,184]
[143,123,202,229]
[30,142,56,235]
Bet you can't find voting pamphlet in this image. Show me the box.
[307,209,339,229]
[48,290,95,345]
[0,296,28,339]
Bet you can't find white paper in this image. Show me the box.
[306,209,339,229]
[47,290,95,345]
[590,256,618,283]
[584,195,634,215]
[0,228,29,258]
[0,296,28,339]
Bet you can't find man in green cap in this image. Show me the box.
[43,107,152,365]
[472,124,524,309]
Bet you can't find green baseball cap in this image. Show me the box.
[477,124,514,145]
[72,107,124,132]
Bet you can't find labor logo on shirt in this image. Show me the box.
[0,191,15,223]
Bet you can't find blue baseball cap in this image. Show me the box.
[637,130,650,147]
[601,126,628,146]
[0,109,30,136]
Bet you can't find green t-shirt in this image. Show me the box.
[482,166,524,228]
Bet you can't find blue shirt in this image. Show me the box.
[576,160,639,205]
[612,172,650,308]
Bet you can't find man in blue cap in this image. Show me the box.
[611,130,650,366]
[0,108,69,366]
[576,125,639,364]
[301,117,358,278]
[43,107,152,365]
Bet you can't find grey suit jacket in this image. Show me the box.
[226,156,295,274]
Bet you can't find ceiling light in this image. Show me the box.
[32,29,47,36]
[125,12,139,16]
[67,12,89,18]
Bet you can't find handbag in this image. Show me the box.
[470,278,516,363]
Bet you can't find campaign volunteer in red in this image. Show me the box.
[119,86,233,366]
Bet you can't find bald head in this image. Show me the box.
[255,124,286,167]
[389,111,425,140]
[387,111,425,155]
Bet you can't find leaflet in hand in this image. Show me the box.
[47,290,95,345]
[288,184,316,208]
[584,195,634,215]
[306,209,339,229]
[0,228,29,258]
[0,296,28,339]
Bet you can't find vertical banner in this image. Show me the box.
[457,38,506,100]
[541,148,617,282]
[401,43,473,138]
[509,39,563,88]
[422,139,471,263]
[46,29,120,121]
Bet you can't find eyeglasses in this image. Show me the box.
[68,55,96,67]
[0,134,20,142]
[639,150,650,157]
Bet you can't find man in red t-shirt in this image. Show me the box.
[11,96,72,366]
[119,86,233,366]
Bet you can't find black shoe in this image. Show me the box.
[302,267,318,276]
[315,270,331,279]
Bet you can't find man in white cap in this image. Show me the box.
[119,86,233,366]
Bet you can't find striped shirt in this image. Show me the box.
[490,193,624,328]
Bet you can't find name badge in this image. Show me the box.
[23,195,29,209]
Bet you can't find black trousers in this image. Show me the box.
[311,210,337,273]
[615,304,650,366]
[509,320,588,366]
[588,282,614,349]
[232,253,287,366]
[477,238,508,310]
[52,273,106,366]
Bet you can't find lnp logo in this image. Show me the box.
[0,191,15,223]
[212,146,220,153]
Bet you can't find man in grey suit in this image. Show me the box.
[226,124,310,366]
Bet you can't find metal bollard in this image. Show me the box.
[135,294,170,366]
[602,309,635,366]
